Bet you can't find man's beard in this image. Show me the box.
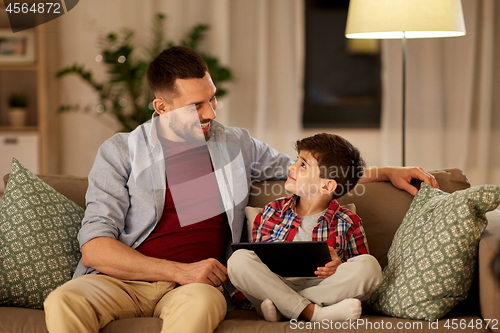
[202,121,212,141]
[168,118,212,142]
[204,129,211,141]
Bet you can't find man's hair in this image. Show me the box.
[295,133,366,199]
[146,46,208,101]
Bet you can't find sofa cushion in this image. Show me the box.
[0,307,163,333]
[3,173,88,209]
[244,206,262,242]
[0,307,48,333]
[338,169,470,269]
[364,183,500,321]
[0,159,84,309]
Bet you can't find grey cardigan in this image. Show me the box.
[73,118,290,278]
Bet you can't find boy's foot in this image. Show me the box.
[310,298,361,322]
[261,299,284,322]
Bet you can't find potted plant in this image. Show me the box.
[7,93,28,127]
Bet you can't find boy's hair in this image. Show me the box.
[295,133,366,199]
[146,46,208,102]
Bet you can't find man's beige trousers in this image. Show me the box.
[44,274,226,333]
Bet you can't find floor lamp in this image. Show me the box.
[345,0,466,166]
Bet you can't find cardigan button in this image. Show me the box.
[290,225,295,229]
[269,230,274,235]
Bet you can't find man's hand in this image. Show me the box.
[173,258,228,287]
[82,237,228,285]
[385,167,439,196]
[315,246,342,279]
[361,166,439,196]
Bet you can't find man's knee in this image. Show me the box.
[184,283,223,303]
[158,284,226,333]
[44,282,93,332]
[44,282,79,311]
[161,283,226,315]
[44,286,64,310]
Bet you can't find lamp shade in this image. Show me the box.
[345,0,466,39]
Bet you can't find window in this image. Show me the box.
[303,0,381,128]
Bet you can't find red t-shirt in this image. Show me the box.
[136,138,229,263]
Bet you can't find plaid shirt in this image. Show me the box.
[252,195,369,262]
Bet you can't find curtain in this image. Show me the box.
[160,0,305,157]
[59,0,304,175]
[380,0,500,186]
[226,0,304,158]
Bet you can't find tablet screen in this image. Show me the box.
[231,241,331,277]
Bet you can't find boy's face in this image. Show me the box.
[285,150,324,198]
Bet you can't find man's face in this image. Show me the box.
[155,72,217,142]
[285,150,324,198]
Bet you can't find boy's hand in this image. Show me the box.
[315,246,342,279]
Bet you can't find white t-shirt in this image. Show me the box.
[293,208,328,242]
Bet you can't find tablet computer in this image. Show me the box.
[231,241,331,277]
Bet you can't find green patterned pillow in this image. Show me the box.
[0,158,84,309]
[364,183,500,321]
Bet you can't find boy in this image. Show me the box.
[228,133,382,323]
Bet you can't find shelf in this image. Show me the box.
[0,64,37,71]
[0,126,38,132]
[0,14,59,174]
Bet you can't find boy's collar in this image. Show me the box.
[280,195,299,218]
[321,199,341,222]
[281,194,340,219]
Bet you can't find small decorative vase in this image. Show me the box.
[8,108,28,127]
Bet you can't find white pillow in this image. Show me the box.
[244,206,262,242]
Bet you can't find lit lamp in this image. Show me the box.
[345,0,466,166]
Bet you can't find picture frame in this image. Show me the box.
[0,29,36,64]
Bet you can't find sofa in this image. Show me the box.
[1,168,499,333]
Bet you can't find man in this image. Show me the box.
[44,46,438,333]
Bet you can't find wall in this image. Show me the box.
[57,0,380,177]
[57,0,234,176]
[58,1,143,176]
